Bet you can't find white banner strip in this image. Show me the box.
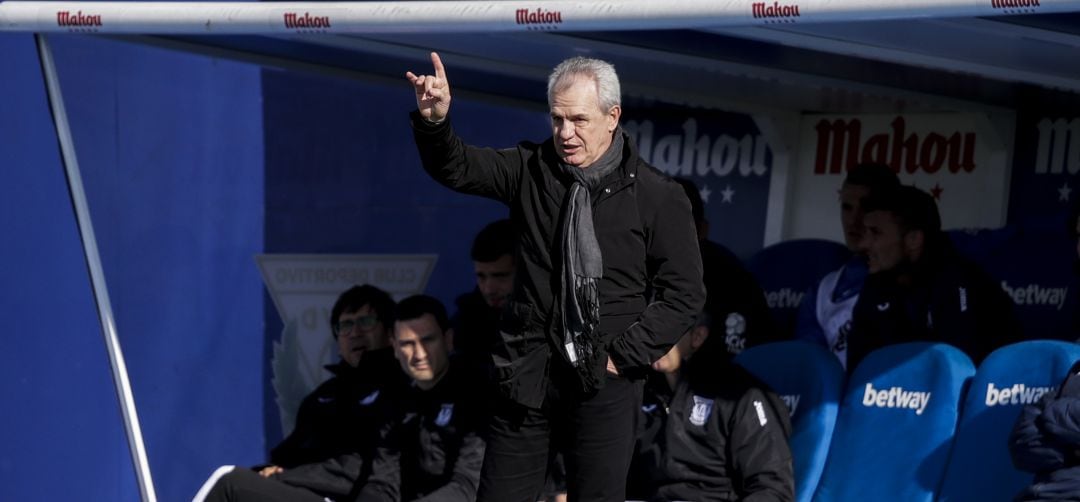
[0,0,1069,34]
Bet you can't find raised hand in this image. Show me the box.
[406,52,451,123]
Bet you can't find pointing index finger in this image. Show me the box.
[431,52,447,82]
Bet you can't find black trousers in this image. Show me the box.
[203,468,328,502]
[477,366,643,502]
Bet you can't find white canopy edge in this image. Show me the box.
[0,0,1066,34]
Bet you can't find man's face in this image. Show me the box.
[474,254,515,308]
[393,313,450,389]
[839,183,871,252]
[335,304,389,368]
[861,210,909,274]
[550,76,621,168]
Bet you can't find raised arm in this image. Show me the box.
[407,53,526,203]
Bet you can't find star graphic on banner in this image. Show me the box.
[720,185,735,204]
[930,183,944,201]
[699,184,712,204]
[1060,182,1073,202]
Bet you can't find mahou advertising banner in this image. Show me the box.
[622,104,774,258]
[1008,113,1080,225]
[787,113,1011,241]
[999,113,1080,340]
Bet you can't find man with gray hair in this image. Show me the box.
[406,54,704,501]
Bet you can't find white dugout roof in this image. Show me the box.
[3,0,1080,112]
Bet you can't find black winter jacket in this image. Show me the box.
[356,359,487,502]
[450,289,499,378]
[412,113,705,407]
[847,238,1021,371]
[1011,360,1080,501]
[628,362,794,502]
[269,349,406,498]
[700,240,780,356]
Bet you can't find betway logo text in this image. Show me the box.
[780,394,800,417]
[985,382,1054,406]
[752,1,801,19]
[57,10,103,27]
[814,116,976,175]
[624,118,769,178]
[283,12,331,29]
[1001,281,1068,310]
[516,8,563,25]
[1035,118,1080,175]
[862,383,931,415]
[764,288,803,309]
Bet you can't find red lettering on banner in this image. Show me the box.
[813,117,976,175]
[56,10,103,28]
[752,1,801,19]
[283,12,332,29]
[515,8,563,27]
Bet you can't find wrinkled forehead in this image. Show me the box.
[549,75,601,108]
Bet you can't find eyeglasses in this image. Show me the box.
[334,315,379,335]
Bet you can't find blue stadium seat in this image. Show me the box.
[745,239,850,338]
[812,343,974,502]
[937,340,1080,502]
[735,341,845,502]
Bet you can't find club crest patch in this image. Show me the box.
[689,395,714,426]
[435,403,454,427]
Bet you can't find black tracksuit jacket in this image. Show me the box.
[628,361,794,502]
[847,238,1022,371]
[700,239,781,356]
[269,349,406,498]
[356,360,487,502]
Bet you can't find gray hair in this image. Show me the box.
[547,57,621,112]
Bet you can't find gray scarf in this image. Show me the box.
[558,130,624,368]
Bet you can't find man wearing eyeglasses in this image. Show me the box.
[198,284,406,502]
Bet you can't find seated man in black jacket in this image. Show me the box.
[357,295,487,502]
[452,220,568,502]
[673,177,778,356]
[847,185,1021,370]
[627,312,794,502]
[199,284,405,502]
[1010,359,1080,500]
[452,218,515,376]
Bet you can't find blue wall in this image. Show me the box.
[262,69,549,308]
[0,34,139,501]
[46,35,266,501]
